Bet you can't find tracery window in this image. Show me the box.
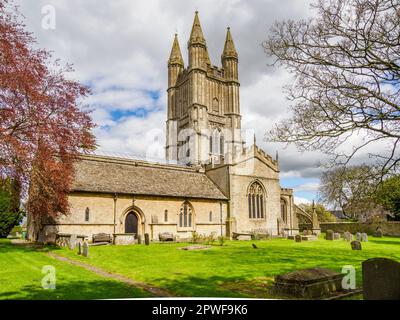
[179,201,193,228]
[247,182,265,219]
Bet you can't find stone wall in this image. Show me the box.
[313,222,400,236]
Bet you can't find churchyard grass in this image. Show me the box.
[53,236,400,299]
[0,239,151,300]
[2,237,400,299]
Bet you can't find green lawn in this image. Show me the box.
[0,239,151,300]
[2,236,400,299]
[54,236,400,298]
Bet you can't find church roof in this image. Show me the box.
[71,155,227,200]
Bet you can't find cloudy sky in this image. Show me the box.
[15,0,325,204]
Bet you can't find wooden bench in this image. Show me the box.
[232,232,253,240]
[92,233,112,243]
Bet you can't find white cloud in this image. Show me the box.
[294,197,312,205]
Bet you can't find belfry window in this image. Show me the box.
[247,182,265,219]
[179,201,193,228]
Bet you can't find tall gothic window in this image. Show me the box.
[281,199,287,223]
[179,201,193,228]
[247,182,265,219]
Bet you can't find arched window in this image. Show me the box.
[85,207,90,222]
[247,182,265,219]
[281,199,287,223]
[179,201,193,228]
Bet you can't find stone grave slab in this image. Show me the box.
[274,268,345,299]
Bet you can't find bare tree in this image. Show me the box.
[263,0,400,178]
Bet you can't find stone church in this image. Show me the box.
[40,12,303,243]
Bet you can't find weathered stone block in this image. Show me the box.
[274,268,345,299]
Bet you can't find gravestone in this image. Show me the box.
[295,235,302,243]
[344,232,353,242]
[333,233,341,240]
[351,240,362,251]
[137,234,142,245]
[144,233,150,246]
[69,234,78,250]
[361,233,368,242]
[363,258,400,300]
[303,230,311,236]
[82,241,89,257]
[78,242,82,255]
[326,230,334,240]
[356,232,362,241]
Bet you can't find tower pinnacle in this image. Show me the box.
[168,34,184,66]
[189,11,206,46]
[222,27,238,59]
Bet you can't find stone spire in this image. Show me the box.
[222,27,238,59]
[168,34,184,66]
[189,11,206,46]
[188,11,211,67]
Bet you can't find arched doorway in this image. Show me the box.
[125,212,138,234]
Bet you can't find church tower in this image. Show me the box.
[166,12,243,165]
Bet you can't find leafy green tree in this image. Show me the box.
[0,178,24,238]
[0,189,24,238]
[375,176,400,220]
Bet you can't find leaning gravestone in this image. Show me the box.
[69,234,78,250]
[144,233,150,246]
[361,233,368,242]
[82,241,89,257]
[137,234,142,245]
[295,235,302,243]
[351,240,362,251]
[326,230,334,240]
[363,258,400,300]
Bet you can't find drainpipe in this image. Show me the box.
[113,193,117,235]
[220,202,223,237]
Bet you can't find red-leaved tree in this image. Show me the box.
[0,0,96,240]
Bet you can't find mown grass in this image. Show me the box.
[53,236,400,298]
[0,239,151,300]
